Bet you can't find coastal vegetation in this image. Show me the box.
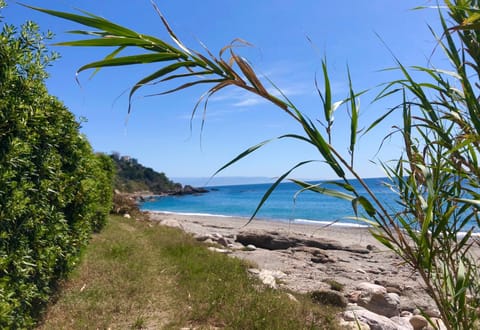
[38,215,341,329]
[110,152,182,194]
[25,0,480,329]
[0,2,115,327]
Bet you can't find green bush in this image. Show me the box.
[0,6,115,328]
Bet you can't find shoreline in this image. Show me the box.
[144,211,439,313]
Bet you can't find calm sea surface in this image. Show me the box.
[140,178,399,226]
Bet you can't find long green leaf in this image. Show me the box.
[290,179,355,201]
[24,4,139,37]
[245,161,315,225]
[77,53,183,72]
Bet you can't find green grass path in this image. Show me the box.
[38,215,340,329]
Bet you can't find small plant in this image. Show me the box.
[323,279,344,292]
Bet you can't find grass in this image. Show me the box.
[37,215,341,329]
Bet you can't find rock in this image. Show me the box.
[347,290,362,303]
[207,247,231,254]
[409,315,428,330]
[401,311,413,318]
[236,232,295,250]
[160,219,183,230]
[175,185,209,195]
[357,283,387,295]
[343,309,407,330]
[123,213,131,218]
[338,319,371,330]
[386,286,402,295]
[216,237,231,247]
[195,234,212,242]
[356,283,400,318]
[311,255,334,263]
[257,269,286,289]
[227,242,245,250]
[390,316,413,329]
[358,292,400,318]
[244,244,257,251]
[236,230,371,253]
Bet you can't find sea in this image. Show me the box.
[140,177,399,227]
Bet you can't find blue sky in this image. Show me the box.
[5,1,441,185]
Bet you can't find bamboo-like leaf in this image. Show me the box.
[24,4,139,37]
[320,59,332,124]
[55,37,156,48]
[244,161,315,225]
[128,61,198,112]
[347,66,358,160]
[354,196,376,217]
[77,53,183,73]
[291,179,355,201]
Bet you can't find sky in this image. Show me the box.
[4,1,443,185]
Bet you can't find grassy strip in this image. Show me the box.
[38,215,341,329]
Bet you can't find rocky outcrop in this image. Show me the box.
[173,185,208,195]
[236,230,370,254]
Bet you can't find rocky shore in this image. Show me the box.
[145,211,475,329]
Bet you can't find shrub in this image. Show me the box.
[0,5,115,328]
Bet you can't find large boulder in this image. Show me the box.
[343,309,409,330]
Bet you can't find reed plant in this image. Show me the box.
[28,1,480,328]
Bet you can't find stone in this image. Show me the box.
[160,219,183,230]
[257,269,285,289]
[390,316,414,330]
[207,247,231,254]
[311,290,347,308]
[357,283,400,318]
[244,244,257,251]
[357,282,387,295]
[195,234,211,242]
[338,319,371,330]
[235,230,371,253]
[343,309,408,330]
[347,290,362,303]
[216,237,231,247]
[123,213,131,218]
[311,255,334,263]
[409,315,428,330]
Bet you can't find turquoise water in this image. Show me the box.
[140,177,399,226]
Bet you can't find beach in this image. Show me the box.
[146,211,441,314]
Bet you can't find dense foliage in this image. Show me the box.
[110,153,181,194]
[0,5,115,328]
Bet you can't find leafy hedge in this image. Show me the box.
[0,11,115,329]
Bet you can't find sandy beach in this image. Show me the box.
[146,211,440,313]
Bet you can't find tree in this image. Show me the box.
[28,1,480,328]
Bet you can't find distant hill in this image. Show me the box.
[110,153,182,194]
